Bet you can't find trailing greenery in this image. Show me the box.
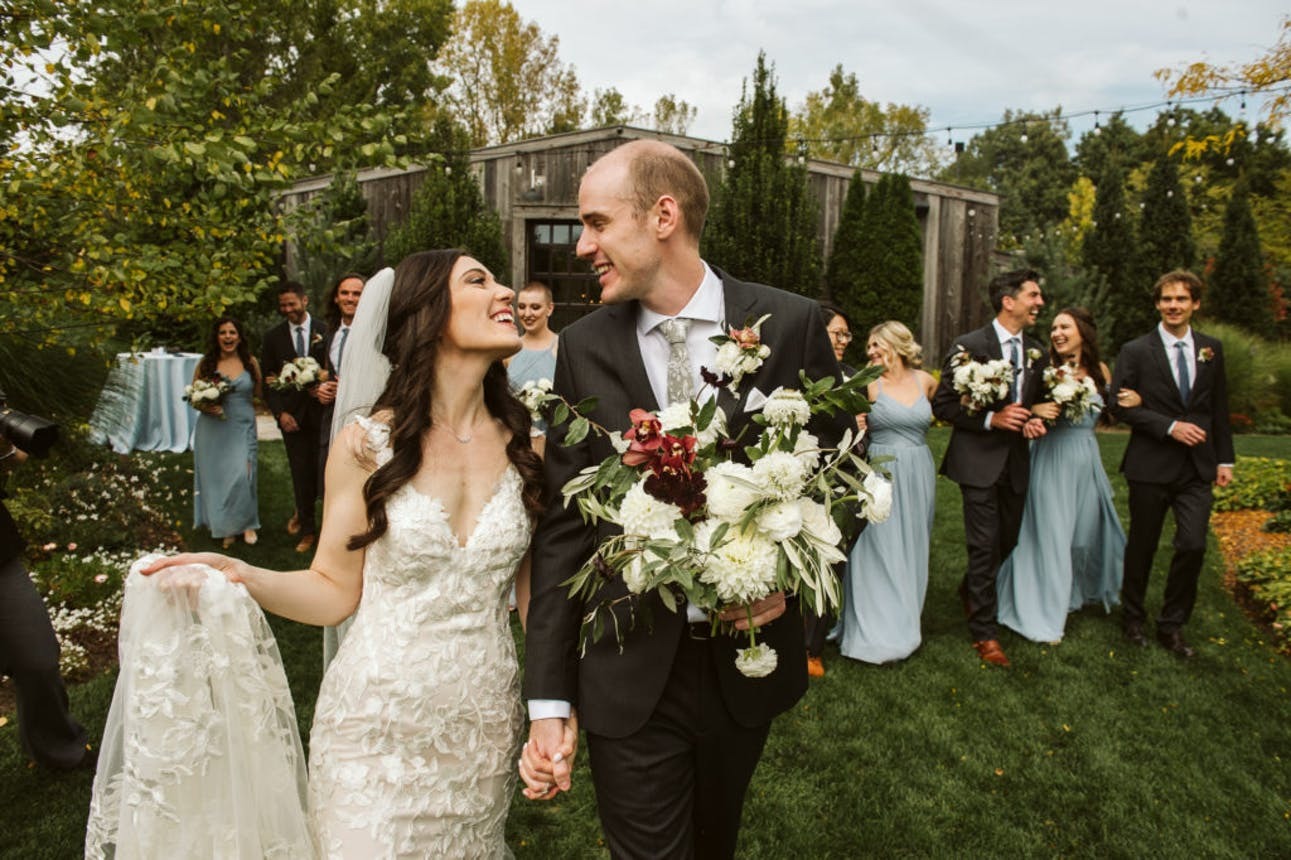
[383,119,508,276]
[703,52,821,296]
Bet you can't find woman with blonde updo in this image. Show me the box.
[839,321,937,664]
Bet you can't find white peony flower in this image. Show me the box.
[791,430,821,468]
[755,499,804,541]
[861,471,893,523]
[617,480,682,540]
[705,461,760,521]
[797,498,842,548]
[752,450,809,501]
[622,553,650,594]
[734,643,779,678]
[700,527,779,605]
[656,401,727,449]
[761,387,811,427]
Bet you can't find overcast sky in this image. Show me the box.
[508,0,1286,147]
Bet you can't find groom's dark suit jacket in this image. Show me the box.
[1111,329,1234,483]
[523,269,850,739]
[261,316,330,427]
[932,323,1048,491]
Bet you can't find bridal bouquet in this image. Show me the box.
[268,357,327,391]
[1041,363,1099,422]
[537,317,890,678]
[948,348,1014,415]
[183,375,232,416]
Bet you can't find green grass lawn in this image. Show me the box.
[4,431,1291,857]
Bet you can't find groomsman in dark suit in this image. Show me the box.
[261,281,328,553]
[314,271,365,493]
[520,140,850,859]
[931,269,1049,668]
[1111,270,1234,658]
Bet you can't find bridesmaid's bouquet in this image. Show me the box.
[517,378,553,425]
[534,316,890,678]
[268,357,327,391]
[947,348,1013,415]
[1041,364,1099,423]
[183,375,232,417]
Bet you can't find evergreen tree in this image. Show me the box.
[703,53,821,295]
[1082,159,1143,352]
[1211,177,1272,336]
[824,169,867,352]
[846,173,923,337]
[384,119,508,276]
[1138,151,1195,279]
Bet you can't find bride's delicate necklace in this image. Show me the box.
[434,415,479,445]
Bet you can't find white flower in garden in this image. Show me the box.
[705,461,759,522]
[762,387,811,427]
[755,500,803,541]
[797,498,843,549]
[734,643,779,678]
[617,479,682,540]
[700,527,779,605]
[861,471,893,523]
[752,450,808,501]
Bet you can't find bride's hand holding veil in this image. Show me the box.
[140,418,378,627]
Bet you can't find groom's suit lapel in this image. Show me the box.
[601,302,659,414]
[1147,332,1187,409]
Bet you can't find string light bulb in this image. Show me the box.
[1093,111,1101,136]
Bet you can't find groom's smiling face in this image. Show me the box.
[576,156,661,306]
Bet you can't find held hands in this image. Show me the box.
[1022,417,1048,440]
[313,380,338,405]
[519,712,579,800]
[1030,401,1060,421]
[989,403,1032,433]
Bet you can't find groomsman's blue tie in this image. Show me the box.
[336,327,349,371]
[1008,336,1021,402]
[295,325,306,357]
[1175,341,1191,403]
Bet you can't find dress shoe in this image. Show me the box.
[221,536,236,549]
[243,529,258,546]
[295,534,316,553]
[1156,630,1195,659]
[1123,623,1149,648]
[806,656,826,678]
[972,639,1011,667]
[286,513,301,536]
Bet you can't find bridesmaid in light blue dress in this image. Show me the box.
[840,321,938,664]
[996,307,1139,643]
[506,281,558,435]
[192,316,262,548]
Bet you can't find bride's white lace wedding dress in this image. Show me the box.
[87,417,531,859]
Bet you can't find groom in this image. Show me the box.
[1111,270,1233,658]
[931,269,1048,668]
[522,140,850,858]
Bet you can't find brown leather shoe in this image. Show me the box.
[806,656,826,678]
[972,639,1011,667]
[286,513,301,536]
[295,534,316,553]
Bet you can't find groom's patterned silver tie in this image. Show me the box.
[659,318,693,405]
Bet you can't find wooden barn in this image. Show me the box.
[282,126,1000,363]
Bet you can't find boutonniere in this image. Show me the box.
[1197,346,1214,363]
[705,314,771,389]
[1026,347,1043,364]
[311,332,324,347]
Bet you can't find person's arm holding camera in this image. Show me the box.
[0,433,27,468]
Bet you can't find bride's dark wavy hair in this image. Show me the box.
[346,249,543,551]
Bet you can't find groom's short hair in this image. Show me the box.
[988,268,1041,313]
[623,142,709,243]
[1153,269,1204,302]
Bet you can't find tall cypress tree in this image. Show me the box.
[825,169,867,345]
[848,173,923,336]
[703,52,821,295]
[1138,151,1195,280]
[1211,177,1271,336]
[1083,159,1141,352]
[384,118,508,276]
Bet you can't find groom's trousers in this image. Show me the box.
[585,628,770,860]
[1123,474,1213,632]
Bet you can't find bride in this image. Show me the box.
[87,250,576,857]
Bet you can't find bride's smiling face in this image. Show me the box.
[443,256,521,359]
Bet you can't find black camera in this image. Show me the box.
[0,387,59,458]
